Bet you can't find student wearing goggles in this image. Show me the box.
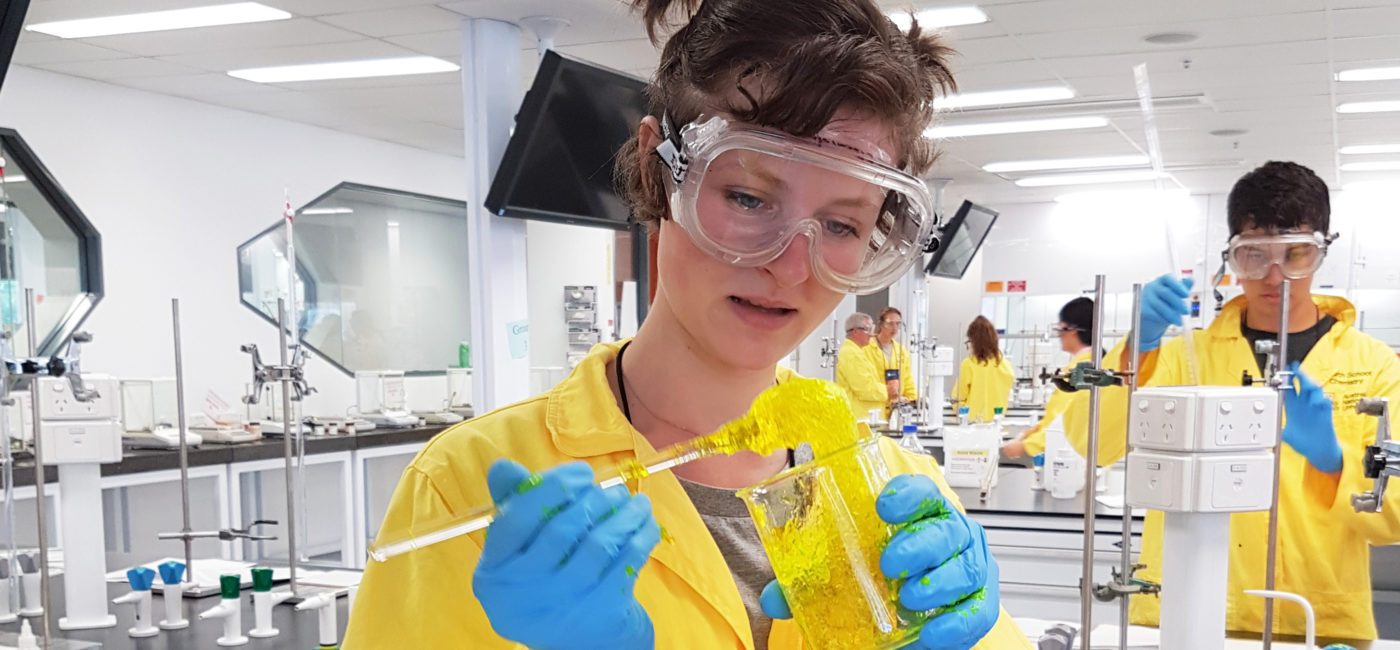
[654,113,938,295]
[1103,161,1400,640]
[1223,230,1336,281]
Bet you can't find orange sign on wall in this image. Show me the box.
[985,281,1005,293]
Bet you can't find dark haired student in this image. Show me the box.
[1111,161,1400,640]
[342,0,1031,648]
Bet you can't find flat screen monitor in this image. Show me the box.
[0,0,31,94]
[925,200,998,279]
[485,50,649,231]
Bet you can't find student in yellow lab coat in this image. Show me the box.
[870,307,919,412]
[953,316,1015,423]
[342,1,1031,648]
[835,312,887,421]
[1004,297,1116,465]
[1108,162,1400,640]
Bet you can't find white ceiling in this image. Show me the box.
[11,0,1400,204]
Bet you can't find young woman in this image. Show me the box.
[954,315,1016,423]
[344,1,1030,648]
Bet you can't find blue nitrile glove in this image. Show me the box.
[1139,275,1194,352]
[761,475,999,650]
[1282,362,1343,473]
[472,459,660,650]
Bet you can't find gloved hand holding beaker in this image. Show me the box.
[472,459,660,650]
[762,474,1000,649]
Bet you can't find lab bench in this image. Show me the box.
[0,572,352,650]
[951,465,1144,626]
[2,426,448,572]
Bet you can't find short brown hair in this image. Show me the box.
[1227,161,1330,237]
[617,0,957,226]
[967,315,1002,364]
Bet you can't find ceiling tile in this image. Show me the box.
[439,0,648,47]
[157,39,418,72]
[1328,6,1400,39]
[314,6,468,38]
[384,30,460,58]
[34,57,202,78]
[11,38,129,65]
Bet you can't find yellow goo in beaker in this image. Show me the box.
[700,378,858,458]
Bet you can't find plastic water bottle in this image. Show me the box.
[1031,454,1046,491]
[898,423,923,454]
[957,406,970,427]
[993,406,1005,426]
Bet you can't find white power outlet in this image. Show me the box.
[35,375,119,421]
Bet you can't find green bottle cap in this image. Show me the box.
[250,567,273,592]
[994,407,1004,414]
[220,574,241,600]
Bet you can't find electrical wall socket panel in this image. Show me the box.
[41,420,121,464]
[35,375,119,421]
[1130,386,1278,453]
[1126,449,1275,513]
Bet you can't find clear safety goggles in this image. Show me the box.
[654,114,937,295]
[1223,231,1336,280]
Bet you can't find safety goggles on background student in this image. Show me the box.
[654,114,937,295]
[1223,231,1337,280]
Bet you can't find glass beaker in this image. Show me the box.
[737,437,924,650]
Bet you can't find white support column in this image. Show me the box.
[462,19,529,413]
[1160,511,1230,650]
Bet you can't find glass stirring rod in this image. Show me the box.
[367,431,724,562]
[365,377,853,563]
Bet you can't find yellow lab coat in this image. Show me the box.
[342,340,1030,649]
[953,355,1015,423]
[869,339,918,406]
[836,338,887,422]
[1111,295,1400,639]
[1021,349,1121,466]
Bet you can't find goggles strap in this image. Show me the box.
[653,111,689,185]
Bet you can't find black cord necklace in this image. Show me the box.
[614,340,795,467]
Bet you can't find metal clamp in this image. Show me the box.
[1050,361,1126,393]
[159,519,279,543]
[240,343,315,405]
[1093,563,1161,602]
[1352,398,1394,513]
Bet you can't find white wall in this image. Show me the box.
[524,220,615,376]
[0,66,470,415]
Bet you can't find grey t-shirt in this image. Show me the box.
[675,445,813,650]
[676,477,776,649]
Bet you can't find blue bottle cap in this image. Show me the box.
[958,406,970,414]
[127,567,157,591]
[158,561,186,585]
[902,424,917,433]
[1033,454,1045,467]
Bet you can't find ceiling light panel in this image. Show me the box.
[926,116,1108,138]
[1339,144,1400,155]
[228,56,460,83]
[1337,101,1400,114]
[887,6,988,31]
[1014,170,1162,187]
[983,154,1149,173]
[935,86,1075,110]
[1336,66,1400,82]
[1339,161,1400,172]
[27,3,291,39]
